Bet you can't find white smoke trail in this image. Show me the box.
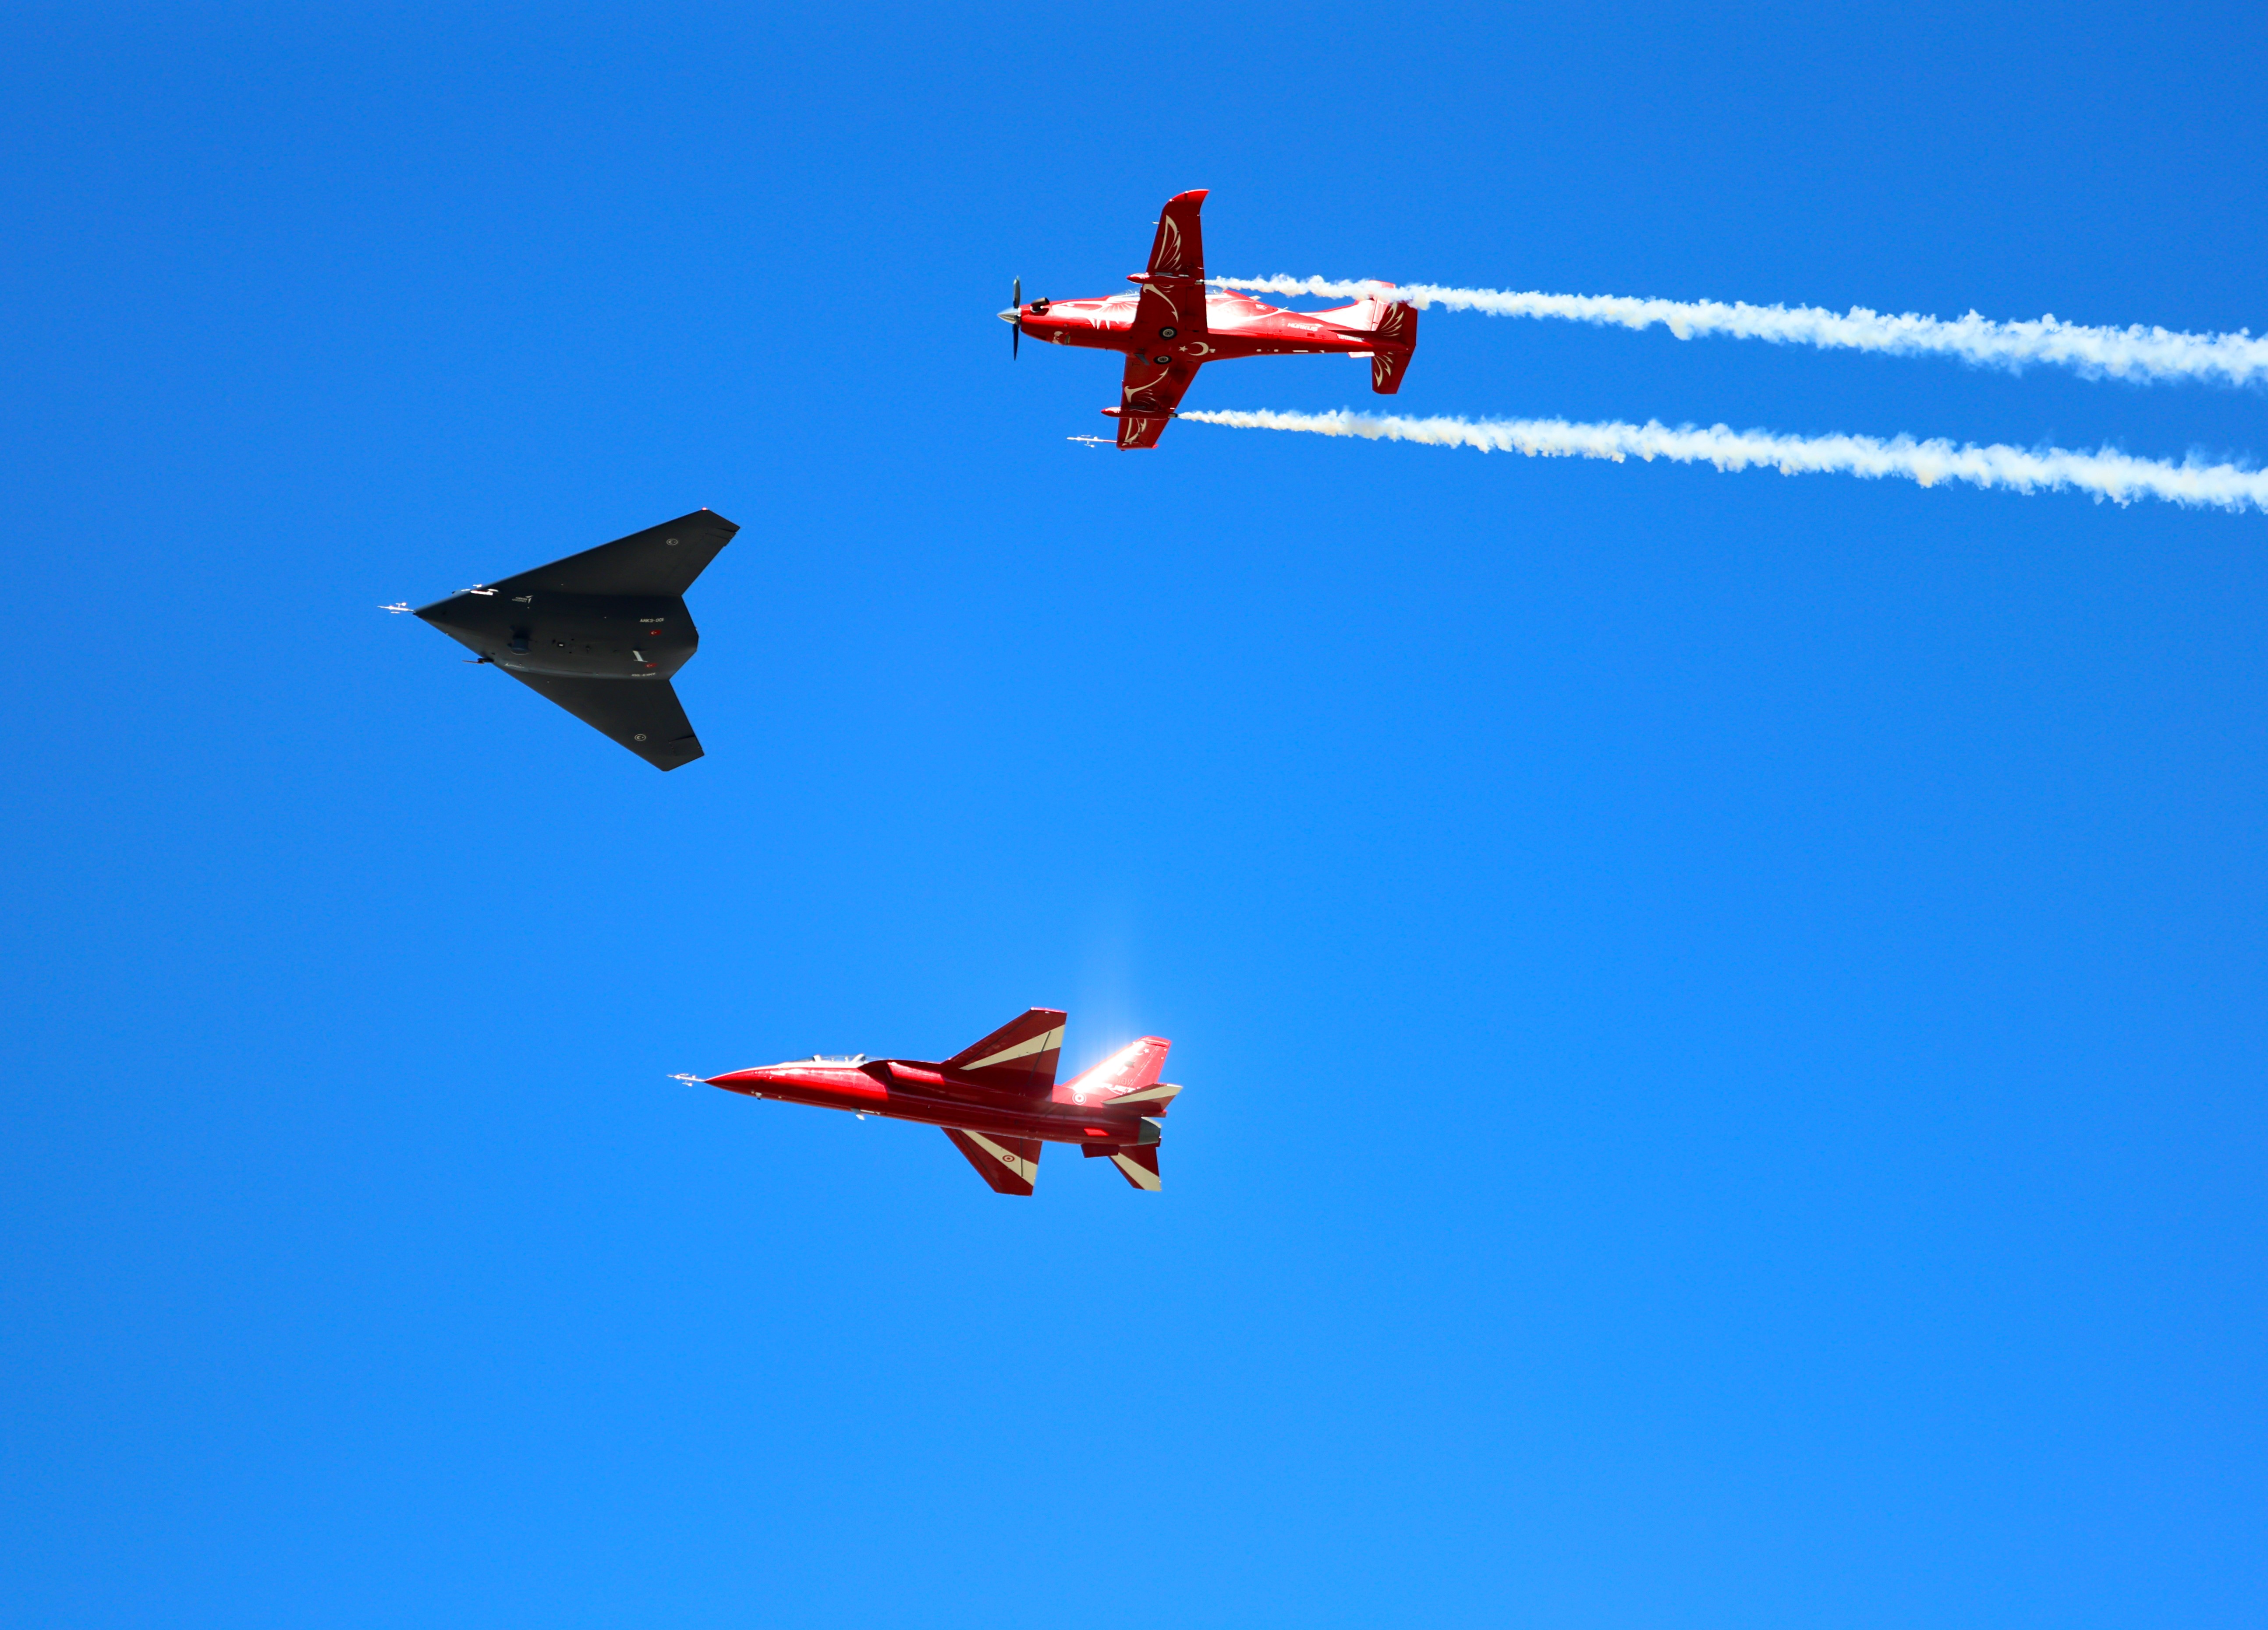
[1176,408,2268,513]
[1209,275,2268,388]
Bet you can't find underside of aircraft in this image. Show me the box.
[699,1009,1184,1194]
[1003,189,1418,447]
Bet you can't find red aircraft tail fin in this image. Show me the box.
[944,1008,1067,1093]
[1061,1037,1176,1107]
[944,1128,1042,1196]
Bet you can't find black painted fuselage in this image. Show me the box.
[417,590,698,681]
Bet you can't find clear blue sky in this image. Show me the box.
[4,4,2264,1626]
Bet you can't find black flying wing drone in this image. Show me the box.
[409,509,739,770]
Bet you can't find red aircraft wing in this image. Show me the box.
[942,1007,1067,1093]
[943,1128,1043,1196]
[1145,188,1208,280]
[1113,351,1202,449]
[1132,277,1208,339]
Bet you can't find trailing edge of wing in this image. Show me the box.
[499,671,703,770]
[488,509,739,599]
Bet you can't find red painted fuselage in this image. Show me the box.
[707,1056,1160,1150]
[1021,286,1400,369]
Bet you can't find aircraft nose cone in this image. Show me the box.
[998,308,1019,323]
[415,596,485,633]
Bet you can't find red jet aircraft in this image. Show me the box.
[691,1009,1182,1194]
[1003,188,1419,448]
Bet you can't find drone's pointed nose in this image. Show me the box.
[998,308,1020,323]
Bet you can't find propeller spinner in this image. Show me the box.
[1002,276,1021,358]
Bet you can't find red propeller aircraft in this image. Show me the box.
[1003,188,1419,448]
[687,1009,1182,1194]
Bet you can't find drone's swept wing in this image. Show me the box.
[499,671,704,770]
[487,509,738,599]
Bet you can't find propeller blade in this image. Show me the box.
[1012,276,1021,359]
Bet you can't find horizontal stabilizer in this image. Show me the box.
[944,1128,1042,1196]
[499,671,702,770]
[1301,297,1417,393]
[489,509,739,599]
[1369,298,1418,351]
[1365,299,1417,392]
[1109,1145,1161,1191]
[1108,1079,1182,1109]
